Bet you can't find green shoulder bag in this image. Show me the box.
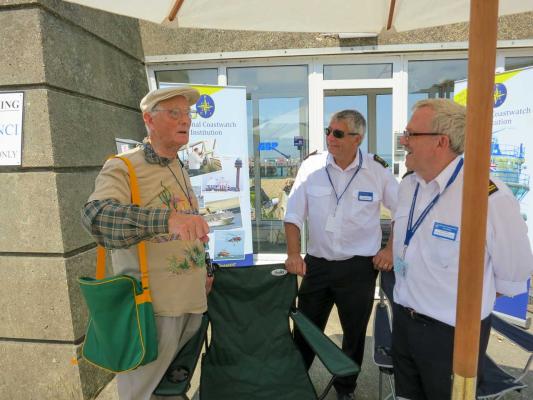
[79,156,158,373]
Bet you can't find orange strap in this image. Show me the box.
[95,156,151,296]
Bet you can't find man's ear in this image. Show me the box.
[439,134,451,150]
[142,112,153,126]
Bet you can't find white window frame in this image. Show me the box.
[144,41,533,263]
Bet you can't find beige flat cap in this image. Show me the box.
[140,86,200,112]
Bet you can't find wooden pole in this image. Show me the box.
[168,0,185,22]
[452,0,499,399]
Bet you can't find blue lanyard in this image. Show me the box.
[325,149,363,210]
[404,158,464,248]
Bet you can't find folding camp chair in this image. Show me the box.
[154,314,209,398]
[372,270,532,400]
[373,271,396,400]
[156,263,359,399]
[476,314,532,399]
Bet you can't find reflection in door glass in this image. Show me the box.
[376,94,393,167]
[324,91,393,171]
[324,95,369,152]
[228,66,308,254]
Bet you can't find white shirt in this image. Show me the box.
[393,156,533,326]
[284,151,398,260]
[188,151,203,170]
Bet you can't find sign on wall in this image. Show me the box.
[160,83,253,267]
[455,67,533,326]
[0,92,24,166]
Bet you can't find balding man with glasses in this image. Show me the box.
[391,99,533,400]
[284,109,399,400]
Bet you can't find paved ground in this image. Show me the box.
[97,304,533,400]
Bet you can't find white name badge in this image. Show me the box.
[325,213,341,232]
[432,222,458,241]
[358,191,373,201]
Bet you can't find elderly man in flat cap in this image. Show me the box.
[82,86,211,400]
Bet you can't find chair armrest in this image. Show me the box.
[491,314,533,352]
[290,310,360,377]
[154,314,209,396]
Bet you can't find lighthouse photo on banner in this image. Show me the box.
[159,83,253,267]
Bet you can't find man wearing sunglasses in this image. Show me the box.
[391,99,533,400]
[284,109,398,400]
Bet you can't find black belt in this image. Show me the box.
[306,254,373,263]
[396,303,448,326]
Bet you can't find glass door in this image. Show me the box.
[324,89,394,168]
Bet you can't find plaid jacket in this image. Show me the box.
[81,141,175,249]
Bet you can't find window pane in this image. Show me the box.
[324,94,369,152]
[155,69,218,87]
[505,56,533,71]
[324,64,392,80]
[376,94,393,167]
[404,59,468,164]
[228,66,308,254]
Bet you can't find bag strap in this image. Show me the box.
[95,156,151,301]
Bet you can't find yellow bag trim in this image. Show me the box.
[95,155,152,298]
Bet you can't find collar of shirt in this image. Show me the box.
[413,155,462,194]
[142,138,182,167]
[326,150,367,172]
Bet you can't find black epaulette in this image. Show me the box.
[402,171,414,179]
[303,150,318,161]
[373,154,389,168]
[489,179,499,196]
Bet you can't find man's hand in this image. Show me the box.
[373,247,393,271]
[206,275,214,295]
[285,253,306,276]
[168,211,209,242]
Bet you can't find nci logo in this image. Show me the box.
[493,83,507,108]
[196,94,215,118]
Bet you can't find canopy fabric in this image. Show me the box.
[63,0,533,33]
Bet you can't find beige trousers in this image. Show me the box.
[116,314,202,400]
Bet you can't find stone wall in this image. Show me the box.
[0,1,147,398]
[140,12,533,56]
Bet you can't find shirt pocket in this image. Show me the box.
[427,224,460,269]
[306,186,332,214]
[349,189,381,226]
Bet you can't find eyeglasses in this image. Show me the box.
[324,127,359,139]
[152,108,197,119]
[398,130,442,138]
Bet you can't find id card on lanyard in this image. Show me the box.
[394,158,463,277]
[325,149,363,228]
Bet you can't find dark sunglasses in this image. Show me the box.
[324,127,359,139]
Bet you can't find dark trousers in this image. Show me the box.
[392,303,492,400]
[294,254,378,394]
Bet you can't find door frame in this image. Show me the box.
[309,55,406,175]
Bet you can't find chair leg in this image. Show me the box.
[379,371,383,400]
[387,374,397,400]
[317,376,336,400]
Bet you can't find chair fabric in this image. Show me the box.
[491,314,533,352]
[154,314,209,396]
[200,264,317,400]
[373,272,396,400]
[477,356,527,399]
[373,302,393,370]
